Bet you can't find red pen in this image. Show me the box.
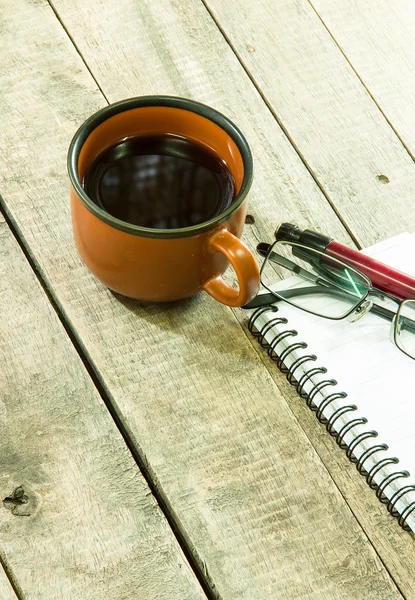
[275,223,415,300]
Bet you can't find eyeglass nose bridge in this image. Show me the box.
[347,299,373,323]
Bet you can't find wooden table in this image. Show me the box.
[1,0,415,598]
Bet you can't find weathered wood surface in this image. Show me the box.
[309,0,415,158]
[0,219,205,599]
[0,566,17,600]
[203,0,415,244]
[0,0,406,597]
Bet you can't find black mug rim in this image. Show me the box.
[67,95,253,239]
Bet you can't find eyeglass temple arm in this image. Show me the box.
[262,247,320,285]
[260,245,364,298]
[243,285,360,309]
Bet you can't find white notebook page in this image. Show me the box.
[253,233,415,530]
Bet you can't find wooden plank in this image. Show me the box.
[0,223,205,598]
[201,0,415,246]
[309,0,415,162]
[0,566,17,600]
[0,0,404,598]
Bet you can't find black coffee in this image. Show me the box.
[82,133,236,229]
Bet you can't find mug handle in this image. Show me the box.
[203,229,260,307]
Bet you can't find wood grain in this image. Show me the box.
[309,0,415,159]
[202,0,415,245]
[0,566,17,600]
[0,222,204,599]
[0,0,405,598]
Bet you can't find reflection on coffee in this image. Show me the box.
[82,133,235,229]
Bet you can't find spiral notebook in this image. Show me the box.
[248,232,415,531]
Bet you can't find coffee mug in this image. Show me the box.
[68,96,260,306]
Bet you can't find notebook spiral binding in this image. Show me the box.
[248,305,415,530]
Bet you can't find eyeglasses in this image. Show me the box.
[244,239,415,361]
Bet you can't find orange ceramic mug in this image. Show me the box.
[68,96,260,306]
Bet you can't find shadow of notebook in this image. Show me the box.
[248,233,415,531]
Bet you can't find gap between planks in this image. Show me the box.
[48,0,110,104]
[306,0,415,168]
[0,553,25,600]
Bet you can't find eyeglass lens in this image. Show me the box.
[261,240,371,319]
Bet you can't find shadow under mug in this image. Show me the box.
[68,96,260,307]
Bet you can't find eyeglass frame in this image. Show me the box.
[242,239,415,361]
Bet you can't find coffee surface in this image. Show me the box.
[82,133,235,229]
